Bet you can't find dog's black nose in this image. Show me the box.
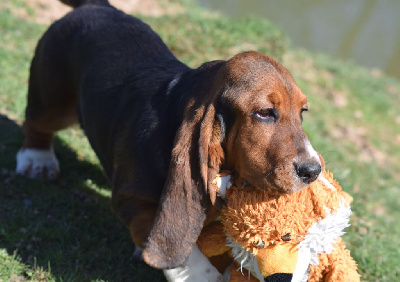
[295,162,321,184]
[264,273,293,282]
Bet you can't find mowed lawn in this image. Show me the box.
[1,0,399,281]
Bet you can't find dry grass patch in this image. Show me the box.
[2,0,184,24]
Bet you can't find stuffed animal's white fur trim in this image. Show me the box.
[292,201,352,281]
[226,236,264,282]
[217,175,232,200]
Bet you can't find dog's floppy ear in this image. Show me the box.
[142,63,225,269]
[199,104,225,205]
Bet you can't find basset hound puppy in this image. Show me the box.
[16,0,322,280]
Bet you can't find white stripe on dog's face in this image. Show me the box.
[304,139,320,162]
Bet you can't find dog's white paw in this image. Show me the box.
[163,245,223,282]
[16,148,60,180]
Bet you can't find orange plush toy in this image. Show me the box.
[197,171,360,281]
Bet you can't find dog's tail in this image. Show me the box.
[59,0,110,8]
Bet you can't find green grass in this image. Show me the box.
[1,0,399,281]
[142,11,287,66]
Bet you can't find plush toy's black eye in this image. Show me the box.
[281,233,291,241]
[254,240,265,248]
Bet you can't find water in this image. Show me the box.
[196,0,400,80]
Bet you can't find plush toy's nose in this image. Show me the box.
[264,273,293,282]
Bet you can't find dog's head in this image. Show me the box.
[142,51,321,269]
[220,51,321,194]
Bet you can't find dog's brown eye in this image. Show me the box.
[300,107,308,121]
[253,108,278,122]
[281,233,291,241]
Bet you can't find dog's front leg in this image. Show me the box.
[163,244,223,282]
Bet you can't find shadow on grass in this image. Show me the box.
[0,114,165,281]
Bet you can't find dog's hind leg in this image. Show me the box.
[16,51,78,180]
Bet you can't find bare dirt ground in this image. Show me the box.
[6,0,184,24]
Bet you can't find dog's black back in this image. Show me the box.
[35,4,196,190]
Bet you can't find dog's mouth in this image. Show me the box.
[235,173,300,195]
[262,179,307,195]
[231,160,320,195]
[261,160,321,194]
